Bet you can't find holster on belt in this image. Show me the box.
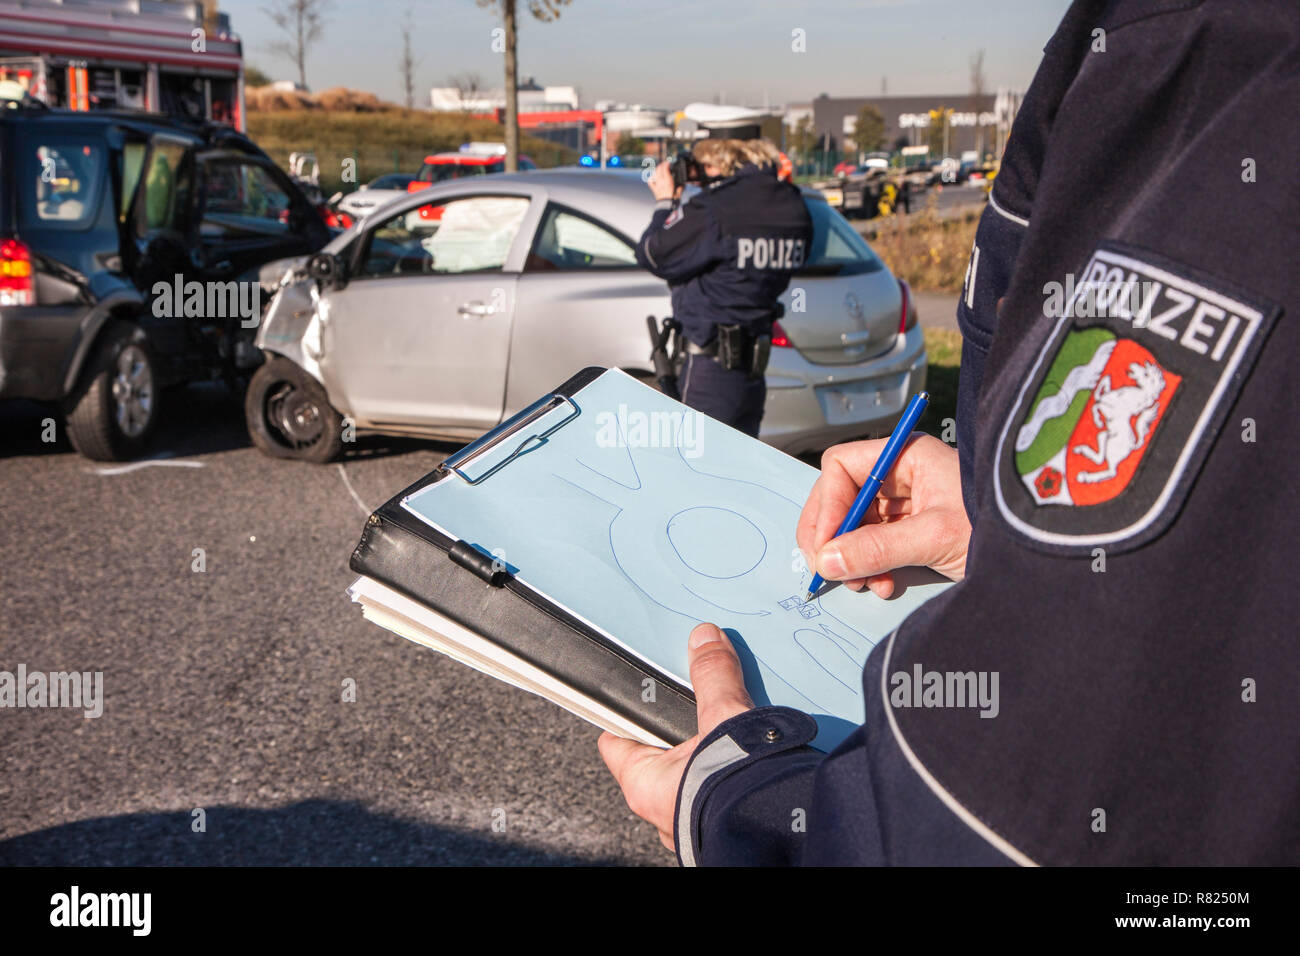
[646,315,683,400]
[687,320,775,380]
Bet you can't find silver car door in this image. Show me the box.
[317,193,533,431]
[508,202,670,413]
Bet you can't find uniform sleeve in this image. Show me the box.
[673,706,823,866]
[955,194,1028,523]
[635,198,723,283]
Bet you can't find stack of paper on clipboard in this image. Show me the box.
[348,367,952,752]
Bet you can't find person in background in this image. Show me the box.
[635,138,812,437]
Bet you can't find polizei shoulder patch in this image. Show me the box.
[993,242,1279,554]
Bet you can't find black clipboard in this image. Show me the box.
[349,366,698,746]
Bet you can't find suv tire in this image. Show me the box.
[65,321,160,461]
[245,356,344,463]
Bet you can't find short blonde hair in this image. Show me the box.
[740,138,781,169]
[692,137,777,176]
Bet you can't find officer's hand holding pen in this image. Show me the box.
[797,435,972,598]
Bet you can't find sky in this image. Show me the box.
[225,0,1074,108]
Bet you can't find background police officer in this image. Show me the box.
[636,139,812,437]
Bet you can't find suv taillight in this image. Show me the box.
[771,319,792,348]
[0,239,34,306]
[898,278,916,333]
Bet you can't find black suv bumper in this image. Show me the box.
[0,305,89,401]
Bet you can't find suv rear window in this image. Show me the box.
[798,197,884,277]
[19,138,106,230]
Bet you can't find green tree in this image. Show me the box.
[244,63,272,87]
[788,114,817,167]
[476,0,572,172]
[927,107,952,158]
[853,104,885,155]
[615,132,645,156]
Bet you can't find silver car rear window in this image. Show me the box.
[799,198,884,277]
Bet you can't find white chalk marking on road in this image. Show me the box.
[337,462,370,517]
[88,455,206,476]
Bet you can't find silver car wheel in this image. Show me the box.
[266,382,325,449]
[110,344,154,438]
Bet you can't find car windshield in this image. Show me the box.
[797,198,884,277]
[419,161,502,183]
[367,173,415,190]
[417,156,534,183]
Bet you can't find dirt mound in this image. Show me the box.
[246,86,392,112]
[245,86,316,111]
[313,87,387,112]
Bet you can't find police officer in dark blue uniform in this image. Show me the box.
[635,138,812,437]
[601,0,1299,865]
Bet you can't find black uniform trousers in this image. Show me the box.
[678,353,766,438]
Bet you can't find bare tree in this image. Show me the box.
[969,48,987,157]
[476,0,572,172]
[264,0,331,90]
[400,11,421,111]
[448,71,484,112]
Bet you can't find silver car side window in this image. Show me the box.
[360,195,529,278]
[529,205,638,270]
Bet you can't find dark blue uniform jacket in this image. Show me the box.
[635,164,813,347]
[674,0,1300,866]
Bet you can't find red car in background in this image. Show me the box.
[407,143,537,221]
[408,143,536,189]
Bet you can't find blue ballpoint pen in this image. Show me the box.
[804,390,930,602]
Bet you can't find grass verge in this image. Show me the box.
[871,198,980,294]
[247,109,578,195]
[919,327,962,439]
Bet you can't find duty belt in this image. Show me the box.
[686,323,772,379]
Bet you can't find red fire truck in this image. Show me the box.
[0,0,246,130]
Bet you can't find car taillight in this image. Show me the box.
[0,239,34,306]
[898,278,916,333]
[771,319,792,348]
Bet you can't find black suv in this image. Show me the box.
[0,105,330,459]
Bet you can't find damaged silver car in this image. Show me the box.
[247,169,927,462]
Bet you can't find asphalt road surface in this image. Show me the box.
[914,291,962,331]
[0,387,671,866]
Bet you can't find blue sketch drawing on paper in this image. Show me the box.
[402,370,951,750]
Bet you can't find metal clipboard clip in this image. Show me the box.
[441,393,580,485]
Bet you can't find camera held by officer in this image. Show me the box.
[636,138,813,438]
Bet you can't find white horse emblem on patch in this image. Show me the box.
[1072,361,1167,484]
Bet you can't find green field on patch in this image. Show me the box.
[1014,327,1114,474]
